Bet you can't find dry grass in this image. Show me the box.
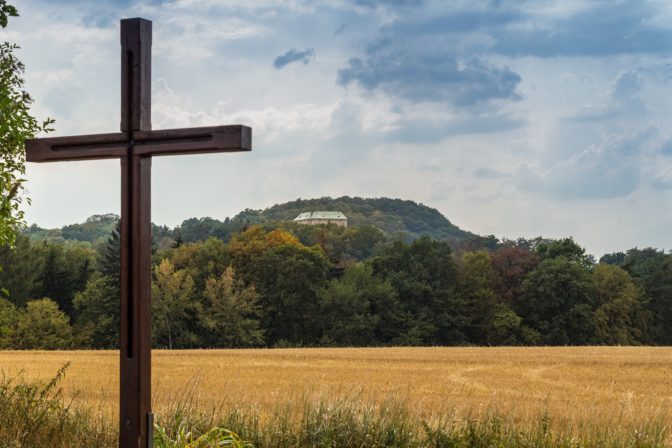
[1,347,670,436]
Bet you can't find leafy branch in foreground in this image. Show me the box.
[0,1,54,248]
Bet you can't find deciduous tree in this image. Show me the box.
[592,263,652,344]
[318,263,393,346]
[201,266,264,348]
[490,246,540,305]
[520,258,595,344]
[372,237,468,345]
[0,234,40,304]
[152,259,197,349]
[0,296,17,348]
[533,237,594,268]
[13,298,73,349]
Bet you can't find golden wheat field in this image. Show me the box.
[0,347,670,430]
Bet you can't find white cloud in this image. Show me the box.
[37,68,74,84]
[153,17,267,63]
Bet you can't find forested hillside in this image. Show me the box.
[260,197,473,241]
[22,197,473,246]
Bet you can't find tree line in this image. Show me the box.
[22,195,475,249]
[1,220,671,349]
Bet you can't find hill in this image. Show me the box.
[259,197,473,241]
[23,213,119,246]
[22,196,475,244]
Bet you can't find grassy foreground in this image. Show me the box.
[0,347,670,447]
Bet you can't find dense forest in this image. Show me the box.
[1,197,671,349]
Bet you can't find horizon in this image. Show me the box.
[8,0,672,257]
[24,195,669,259]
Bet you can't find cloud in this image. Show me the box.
[473,167,510,179]
[611,71,643,100]
[492,1,672,57]
[662,140,672,156]
[273,48,315,69]
[352,0,420,8]
[335,4,526,106]
[338,51,521,106]
[519,126,661,200]
[340,0,672,100]
[564,70,646,124]
[517,68,670,201]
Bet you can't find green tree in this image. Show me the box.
[178,217,234,243]
[152,259,197,349]
[0,233,40,305]
[166,237,230,296]
[73,273,119,348]
[488,307,524,346]
[13,298,73,349]
[344,225,386,260]
[100,221,120,278]
[227,226,330,345]
[372,237,468,345]
[298,223,348,263]
[459,252,497,344]
[533,237,594,268]
[68,224,122,348]
[458,251,524,345]
[0,2,53,248]
[644,255,672,344]
[0,296,18,348]
[592,263,652,345]
[599,251,627,266]
[617,249,672,344]
[34,243,73,317]
[200,266,264,348]
[520,258,595,345]
[253,244,330,345]
[318,263,395,346]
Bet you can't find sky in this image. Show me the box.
[4,0,672,257]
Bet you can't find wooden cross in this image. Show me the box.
[25,18,252,448]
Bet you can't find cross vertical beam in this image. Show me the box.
[119,18,153,448]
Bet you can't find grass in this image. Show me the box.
[0,363,116,447]
[0,347,670,447]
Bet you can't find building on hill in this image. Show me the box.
[293,211,348,227]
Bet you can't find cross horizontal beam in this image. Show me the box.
[26,125,251,162]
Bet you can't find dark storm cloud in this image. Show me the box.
[273,48,315,69]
